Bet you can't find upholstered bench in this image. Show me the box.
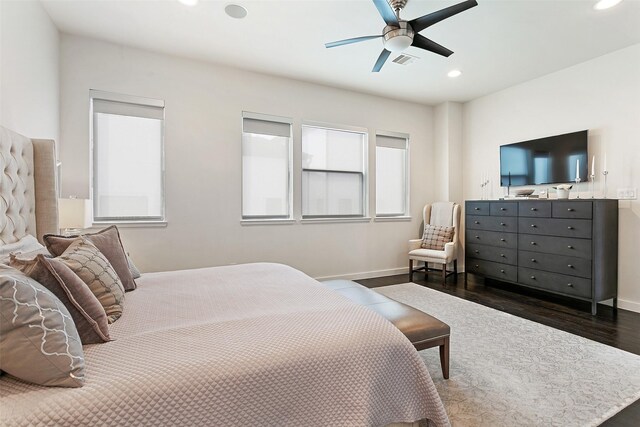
[321,279,450,379]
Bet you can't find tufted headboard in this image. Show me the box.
[0,126,59,245]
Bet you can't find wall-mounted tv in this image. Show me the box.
[500,130,588,187]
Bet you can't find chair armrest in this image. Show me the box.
[409,239,422,252]
[444,241,457,259]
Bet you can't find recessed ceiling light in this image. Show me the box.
[594,0,623,10]
[447,69,462,78]
[225,4,248,19]
[178,0,198,6]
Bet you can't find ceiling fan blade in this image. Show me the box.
[411,34,453,57]
[410,0,478,33]
[372,49,391,72]
[372,0,399,26]
[325,35,382,49]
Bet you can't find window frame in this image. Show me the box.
[375,130,410,218]
[241,111,293,221]
[301,121,369,219]
[89,89,166,224]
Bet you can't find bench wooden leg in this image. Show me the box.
[409,259,413,282]
[439,336,450,379]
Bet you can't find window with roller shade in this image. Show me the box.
[91,90,165,222]
[376,132,409,217]
[242,113,292,219]
[301,124,367,218]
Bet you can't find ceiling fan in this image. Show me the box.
[325,0,478,72]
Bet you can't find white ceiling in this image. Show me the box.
[41,0,640,105]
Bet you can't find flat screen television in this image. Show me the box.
[500,130,588,187]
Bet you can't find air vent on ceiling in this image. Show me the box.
[392,53,419,66]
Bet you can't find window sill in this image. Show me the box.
[241,219,296,226]
[90,221,167,229]
[374,216,412,222]
[301,217,372,224]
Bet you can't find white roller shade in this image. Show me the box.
[243,118,291,138]
[93,99,164,121]
[376,134,407,150]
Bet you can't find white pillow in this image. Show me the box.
[0,235,46,264]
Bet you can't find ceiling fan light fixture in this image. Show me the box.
[593,0,623,10]
[383,35,413,52]
[225,4,248,19]
[448,69,462,78]
[178,0,198,6]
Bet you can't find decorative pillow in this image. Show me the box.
[0,234,47,264]
[421,224,455,250]
[57,238,125,323]
[0,266,85,387]
[127,253,142,279]
[44,226,137,291]
[10,254,111,344]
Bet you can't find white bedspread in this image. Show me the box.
[0,263,449,427]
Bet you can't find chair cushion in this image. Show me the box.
[409,248,449,260]
[421,224,454,250]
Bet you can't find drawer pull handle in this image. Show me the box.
[531,258,536,262]
[500,269,505,273]
[567,226,574,230]
[567,245,574,249]
[474,207,480,210]
[500,222,506,226]
[567,283,573,288]
[567,208,574,212]
[530,275,536,280]
[500,254,505,257]
[475,250,479,254]
[531,224,537,228]
[500,207,506,211]
[474,221,479,224]
[568,264,573,268]
[531,207,537,211]
[531,241,536,245]
[475,264,479,268]
[475,235,480,239]
[500,238,506,242]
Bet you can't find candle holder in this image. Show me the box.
[602,170,608,199]
[480,180,489,200]
[574,177,581,199]
[589,174,595,199]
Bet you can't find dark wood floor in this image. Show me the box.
[356,272,640,427]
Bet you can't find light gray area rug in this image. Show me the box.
[376,283,640,427]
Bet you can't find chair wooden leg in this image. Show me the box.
[442,263,447,285]
[454,259,458,275]
[409,259,413,282]
[439,336,450,379]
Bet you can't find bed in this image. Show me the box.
[0,126,450,427]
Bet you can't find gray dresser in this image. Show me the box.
[465,199,618,314]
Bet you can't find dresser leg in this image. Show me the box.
[591,301,597,316]
[613,297,618,310]
[464,272,468,289]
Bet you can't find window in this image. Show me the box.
[91,90,165,222]
[242,113,292,219]
[302,124,367,218]
[376,132,409,217]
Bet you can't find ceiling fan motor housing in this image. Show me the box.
[383,21,414,52]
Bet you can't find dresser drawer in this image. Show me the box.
[519,250,591,279]
[518,267,591,299]
[490,202,518,217]
[518,234,592,259]
[467,215,518,232]
[518,217,592,239]
[466,201,490,216]
[518,201,551,217]
[466,260,517,282]
[466,230,518,249]
[552,201,592,219]
[467,244,517,266]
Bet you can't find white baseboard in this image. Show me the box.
[617,298,640,314]
[314,267,409,282]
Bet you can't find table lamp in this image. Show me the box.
[58,198,92,235]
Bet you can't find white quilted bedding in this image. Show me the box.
[0,263,449,427]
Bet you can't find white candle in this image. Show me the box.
[591,155,595,176]
[576,159,580,180]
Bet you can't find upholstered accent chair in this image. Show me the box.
[409,203,461,284]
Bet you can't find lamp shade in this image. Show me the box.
[58,198,92,231]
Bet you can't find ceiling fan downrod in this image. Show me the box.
[390,0,408,18]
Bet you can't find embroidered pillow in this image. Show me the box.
[10,254,111,344]
[421,224,455,250]
[0,267,85,387]
[57,238,125,323]
[44,226,137,291]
